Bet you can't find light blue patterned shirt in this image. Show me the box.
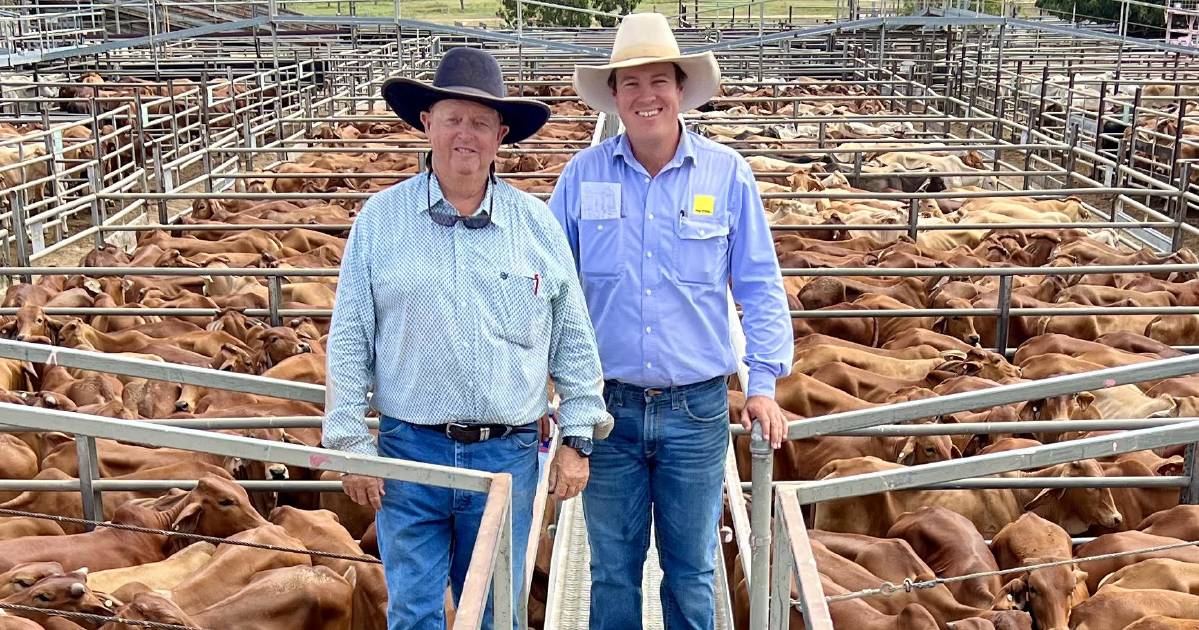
[549,126,793,398]
[323,171,610,456]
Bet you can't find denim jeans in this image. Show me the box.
[375,418,538,630]
[583,376,730,630]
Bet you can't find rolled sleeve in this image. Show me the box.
[322,205,379,456]
[728,159,793,399]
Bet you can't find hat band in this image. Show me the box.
[433,84,504,100]
[611,43,684,63]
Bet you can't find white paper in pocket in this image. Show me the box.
[580,181,622,220]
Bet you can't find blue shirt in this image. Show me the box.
[323,172,611,456]
[549,127,793,398]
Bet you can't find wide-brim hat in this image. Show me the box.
[574,13,720,115]
[381,47,551,144]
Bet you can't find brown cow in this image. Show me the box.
[1075,532,1199,594]
[990,513,1087,630]
[171,524,311,612]
[0,476,268,573]
[0,571,116,628]
[886,507,1002,609]
[269,507,387,630]
[1070,586,1199,630]
[1140,505,1199,541]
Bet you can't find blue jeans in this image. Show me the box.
[375,418,538,630]
[583,376,730,630]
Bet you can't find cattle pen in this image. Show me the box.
[3,2,1199,630]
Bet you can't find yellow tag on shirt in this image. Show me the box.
[693,194,715,216]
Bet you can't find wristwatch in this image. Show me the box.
[561,436,594,457]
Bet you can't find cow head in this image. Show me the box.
[258,327,313,369]
[107,591,199,630]
[1024,460,1123,534]
[54,318,92,350]
[211,343,254,373]
[173,383,205,413]
[169,475,270,544]
[1020,393,1098,442]
[895,433,960,466]
[993,561,1087,630]
[932,297,981,346]
[12,305,63,345]
[0,562,64,599]
[287,316,322,342]
[2,571,118,623]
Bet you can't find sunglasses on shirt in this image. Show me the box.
[425,170,494,230]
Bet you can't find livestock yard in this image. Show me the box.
[4,1,1199,630]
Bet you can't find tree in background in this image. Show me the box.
[591,0,637,26]
[498,0,593,27]
[1035,0,1166,36]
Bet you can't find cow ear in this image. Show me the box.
[1024,487,1066,512]
[1075,392,1095,409]
[1073,568,1088,585]
[896,437,917,466]
[1156,455,1186,477]
[280,431,307,446]
[932,317,946,333]
[995,577,1027,608]
[21,362,37,392]
[170,502,203,534]
[962,434,988,457]
[950,445,963,459]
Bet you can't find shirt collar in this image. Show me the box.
[612,121,696,175]
[423,170,505,228]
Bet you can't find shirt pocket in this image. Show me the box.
[578,218,623,279]
[489,269,551,349]
[674,217,730,285]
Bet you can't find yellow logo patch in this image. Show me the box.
[693,194,715,216]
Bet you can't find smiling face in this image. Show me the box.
[420,99,508,183]
[612,62,684,147]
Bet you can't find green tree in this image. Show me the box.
[540,0,593,26]
[902,0,1004,14]
[1035,0,1166,36]
[591,0,636,26]
[497,0,592,27]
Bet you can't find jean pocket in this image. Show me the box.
[509,431,539,450]
[674,218,730,285]
[377,417,406,438]
[681,386,730,423]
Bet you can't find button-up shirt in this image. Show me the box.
[549,126,792,398]
[324,171,610,456]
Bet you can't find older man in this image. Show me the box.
[323,47,610,630]
[549,13,793,630]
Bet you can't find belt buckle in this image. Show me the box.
[447,422,489,444]
[646,388,664,397]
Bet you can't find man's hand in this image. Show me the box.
[548,446,589,500]
[740,395,787,450]
[342,474,385,511]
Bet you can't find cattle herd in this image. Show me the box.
[0,69,1196,630]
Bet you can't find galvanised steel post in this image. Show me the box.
[749,420,774,630]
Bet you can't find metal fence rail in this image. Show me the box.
[759,352,1199,629]
[0,402,512,630]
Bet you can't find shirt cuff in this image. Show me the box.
[323,434,378,457]
[746,366,778,399]
[561,424,594,438]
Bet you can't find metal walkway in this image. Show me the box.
[545,496,731,630]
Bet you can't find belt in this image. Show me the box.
[408,421,537,444]
[604,374,727,397]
